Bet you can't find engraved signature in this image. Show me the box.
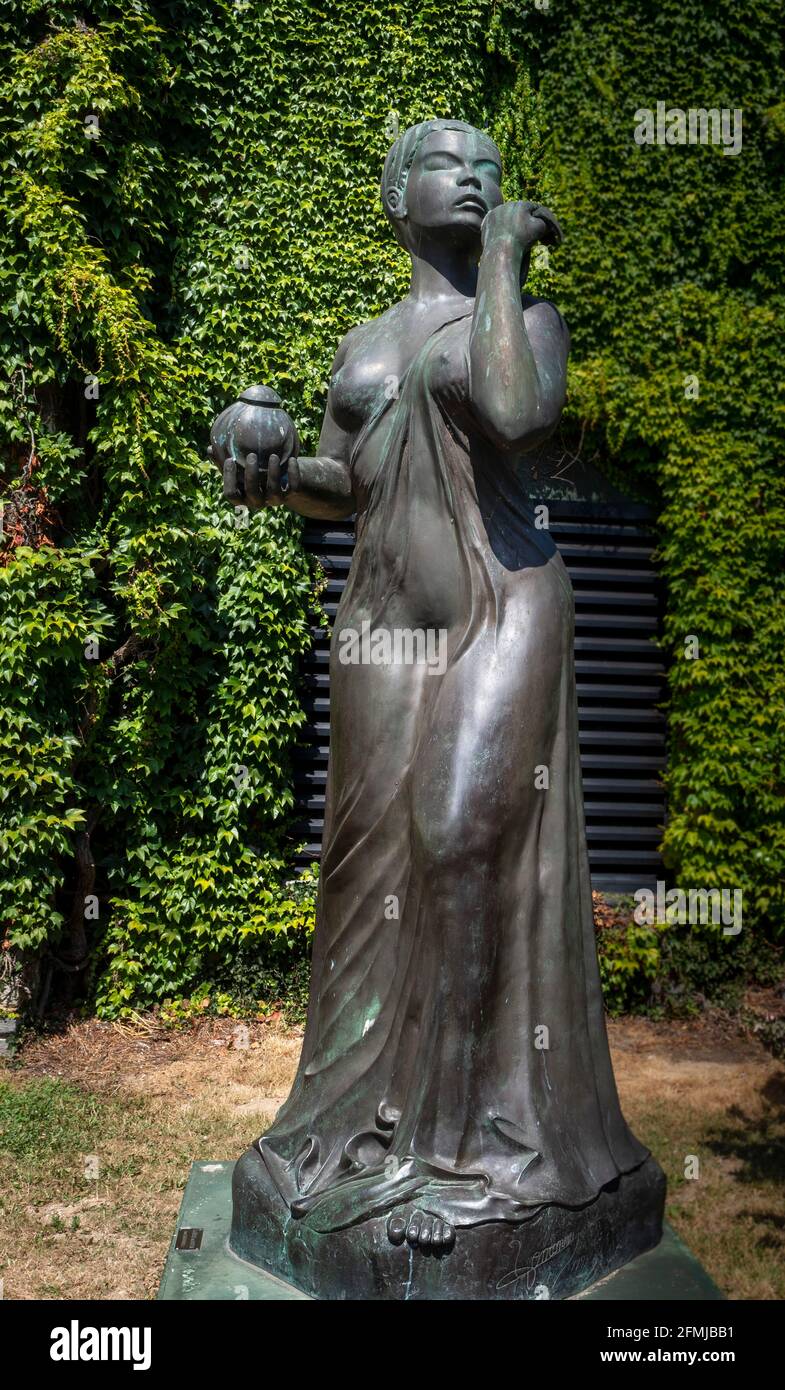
[496,1231,576,1292]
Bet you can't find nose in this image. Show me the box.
[457,164,482,189]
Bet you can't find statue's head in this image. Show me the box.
[381,119,503,253]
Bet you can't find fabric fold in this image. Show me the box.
[257,311,648,1229]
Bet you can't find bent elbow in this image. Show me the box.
[480,400,564,454]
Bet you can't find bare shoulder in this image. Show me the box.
[330,322,369,372]
[331,304,402,370]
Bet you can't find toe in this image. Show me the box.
[419,1217,433,1248]
[387,1214,407,1246]
[406,1213,422,1245]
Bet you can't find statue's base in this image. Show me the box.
[158,1160,723,1301]
[230,1144,668,1301]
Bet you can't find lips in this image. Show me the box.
[454,195,487,214]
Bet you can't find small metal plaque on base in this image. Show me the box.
[175,1226,203,1252]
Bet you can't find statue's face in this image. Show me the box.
[402,127,503,248]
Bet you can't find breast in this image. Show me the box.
[331,349,403,432]
[342,318,477,631]
[422,318,471,415]
[331,314,472,434]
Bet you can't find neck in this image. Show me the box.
[406,233,478,305]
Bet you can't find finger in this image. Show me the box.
[530,205,563,246]
[280,453,300,497]
[280,454,296,495]
[222,455,243,503]
[268,453,286,508]
[244,450,261,506]
[266,452,283,506]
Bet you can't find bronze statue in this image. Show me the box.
[211,119,665,1300]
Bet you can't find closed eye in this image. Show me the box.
[421,153,464,171]
[476,160,502,182]
[421,152,501,181]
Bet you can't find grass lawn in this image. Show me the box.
[0,1013,783,1300]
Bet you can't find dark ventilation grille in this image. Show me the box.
[291,499,665,894]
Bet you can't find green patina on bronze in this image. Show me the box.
[213,119,666,1300]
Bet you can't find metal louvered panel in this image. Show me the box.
[291,500,666,893]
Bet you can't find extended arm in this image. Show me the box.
[469,203,568,453]
[259,333,356,521]
[283,451,355,520]
[281,380,355,519]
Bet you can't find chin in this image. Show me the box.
[432,215,483,248]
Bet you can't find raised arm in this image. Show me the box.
[469,202,569,453]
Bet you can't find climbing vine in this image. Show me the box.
[1,0,782,1019]
[491,0,785,940]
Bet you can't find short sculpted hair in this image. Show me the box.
[380,118,501,246]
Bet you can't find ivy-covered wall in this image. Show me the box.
[1,0,782,1018]
[0,0,498,1016]
[489,0,784,936]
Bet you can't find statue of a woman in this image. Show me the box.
[221,119,664,1300]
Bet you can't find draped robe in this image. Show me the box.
[257,309,649,1232]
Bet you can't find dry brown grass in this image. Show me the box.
[1,1013,783,1300]
[608,1015,785,1301]
[0,1017,301,1300]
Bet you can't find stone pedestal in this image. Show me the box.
[231,1143,667,1301]
[159,1161,722,1303]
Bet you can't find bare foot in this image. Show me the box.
[387,1208,455,1251]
